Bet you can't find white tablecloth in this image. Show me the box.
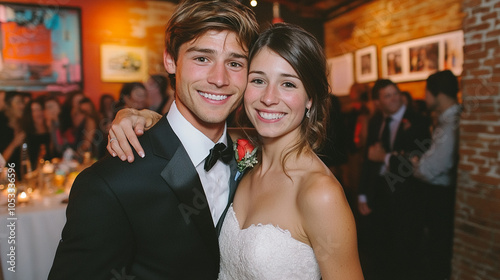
[0,193,67,280]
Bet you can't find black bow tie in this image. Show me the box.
[204,143,233,172]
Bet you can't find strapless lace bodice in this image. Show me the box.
[218,205,321,279]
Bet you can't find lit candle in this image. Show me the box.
[17,191,30,203]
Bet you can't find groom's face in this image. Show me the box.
[164,30,248,135]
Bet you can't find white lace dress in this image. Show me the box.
[218,205,321,279]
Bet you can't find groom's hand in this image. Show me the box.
[107,108,161,162]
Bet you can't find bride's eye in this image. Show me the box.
[282,81,297,88]
[250,78,265,85]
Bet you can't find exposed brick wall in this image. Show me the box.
[453,0,500,279]
[323,0,464,99]
[324,0,500,278]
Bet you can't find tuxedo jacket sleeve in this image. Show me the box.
[49,117,238,280]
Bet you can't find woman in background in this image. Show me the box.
[115,82,148,111]
[145,74,174,114]
[74,97,99,157]
[58,91,85,152]
[44,95,63,157]
[0,91,26,175]
[21,96,52,169]
[98,94,116,158]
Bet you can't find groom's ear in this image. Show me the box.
[164,50,176,74]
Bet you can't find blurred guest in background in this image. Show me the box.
[342,83,373,211]
[98,94,116,158]
[401,90,414,109]
[99,94,116,130]
[0,91,7,131]
[59,91,85,135]
[357,79,431,280]
[79,97,100,125]
[0,91,26,175]
[145,74,174,114]
[58,91,85,153]
[75,97,99,157]
[22,96,52,169]
[57,92,99,159]
[22,91,33,106]
[318,94,348,184]
[0,91,7,169]
[116,82,148,111]
[44,95,63,157]
[411,70,461,280]
[414,99,430,116]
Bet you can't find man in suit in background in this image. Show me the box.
[357,79,431,280]
[48,1,259,279]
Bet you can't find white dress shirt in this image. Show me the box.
[167,101,231,226]
[414,104,461,186]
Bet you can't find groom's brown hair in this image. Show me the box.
[164,0,259,89]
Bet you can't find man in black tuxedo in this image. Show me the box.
[357,79,431,280]
[48,1,259,279]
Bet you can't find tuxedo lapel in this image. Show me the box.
[160,147,219,256]
[148,117,219,259]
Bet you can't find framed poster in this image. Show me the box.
[100,44,148,82]
[381,44,406,82]
[355,45,378,83]
[328,53,354,96]
[381,30,463,82]
[0,2,83,92]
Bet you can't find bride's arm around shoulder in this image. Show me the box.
[298,174,364,280]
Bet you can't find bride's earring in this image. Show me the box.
[306,108,310,118]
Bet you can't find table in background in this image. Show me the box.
[0,193,67,280]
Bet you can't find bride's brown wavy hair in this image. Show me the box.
[246,23,331,167]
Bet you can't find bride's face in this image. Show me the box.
[244,47,311,140]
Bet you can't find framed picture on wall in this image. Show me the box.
[0,2,83,92]
[442,30,464,76]
[100,44,148,82]
[381,30,463,82]
[381,44,406,82]
[327,52,354,96]
[355,45,378,83]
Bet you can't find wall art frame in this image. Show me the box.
[381,30,463,82]
[355,45,378,83]
[328,52,354,96]
[0,2,83,92]
[100,44,148,83]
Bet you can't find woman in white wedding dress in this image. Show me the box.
[108,23,363,280]
[217,23,363,280]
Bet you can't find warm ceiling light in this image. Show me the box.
[250,0,257,7]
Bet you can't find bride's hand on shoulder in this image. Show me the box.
[107,108,162,162]
[299,176,364,280]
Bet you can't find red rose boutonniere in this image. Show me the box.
[402,118,411,130]
[234,139,258,174]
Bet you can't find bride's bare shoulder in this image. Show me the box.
[296,164,348,217]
